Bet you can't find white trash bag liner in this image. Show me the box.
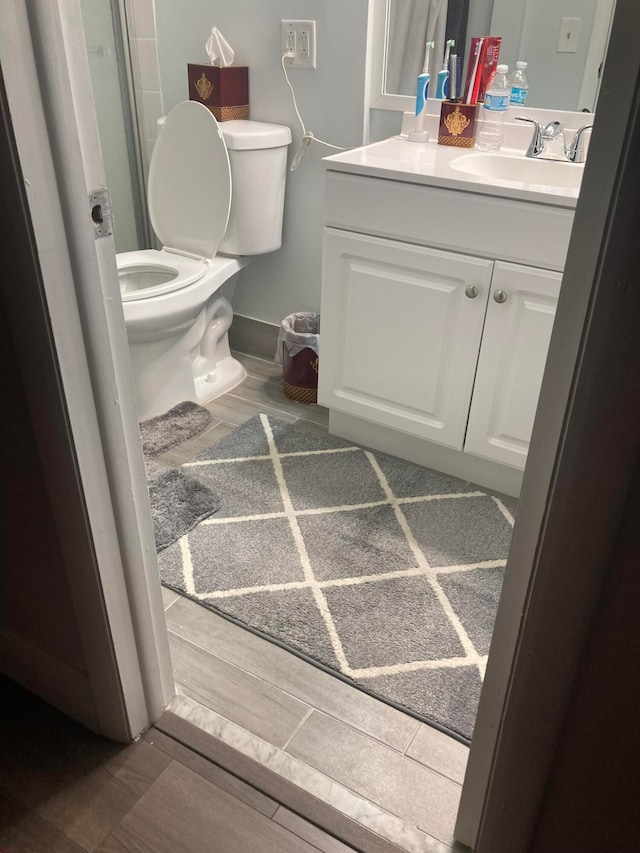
[275,312,320,364]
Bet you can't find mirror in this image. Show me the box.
[383,0,615,112]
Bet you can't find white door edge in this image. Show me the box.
[456,1,636,844]
[1,0,174,740]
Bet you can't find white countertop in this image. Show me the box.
[323,135,582,209]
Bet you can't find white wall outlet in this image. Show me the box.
[281,20,316,69]
[283,26,296,58]
[557,17,582,53]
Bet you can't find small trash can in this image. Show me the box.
[276,312,320,404]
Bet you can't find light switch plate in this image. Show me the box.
[557,17,581,53]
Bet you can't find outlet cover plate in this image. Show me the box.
[281,20,316,69]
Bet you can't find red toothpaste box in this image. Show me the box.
[478,37,502,102]
[463,36,502,104]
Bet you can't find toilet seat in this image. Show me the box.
[121,250,248,338]
[148,101,231,260]
[118,101,233,304]
[119,250,207,301]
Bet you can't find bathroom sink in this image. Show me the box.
[450,152,584,190]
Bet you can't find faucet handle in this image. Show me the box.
[541,121,567,160]
[515,116,544,157]
[566,124,593,163]
[542,120,564,138]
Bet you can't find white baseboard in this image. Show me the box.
[330,411,523,498]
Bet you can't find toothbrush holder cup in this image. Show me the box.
[438,102,478,148]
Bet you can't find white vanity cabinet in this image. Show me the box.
[319,230,494,450]
[464,262,561,469]
[319,165,575,493]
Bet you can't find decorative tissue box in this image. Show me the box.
[187,63,249,121]
[438,102,478,148]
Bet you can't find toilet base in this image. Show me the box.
[126,271,249,422]
[130,329,247,421]
[130,341,246,422]
[194,355,246,406]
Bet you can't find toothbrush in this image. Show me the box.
[465,36,485,104]
[436,39,455,99]
[448,53,461,101]
[413,40,434,134]
[454,54,462,99]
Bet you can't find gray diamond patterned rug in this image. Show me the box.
[158,414,517,743]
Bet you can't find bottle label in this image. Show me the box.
[484,93,509,112]
[510,87,528,105]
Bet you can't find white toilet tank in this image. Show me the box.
[218,120,292,256]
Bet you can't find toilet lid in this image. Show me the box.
[148,101,231,260]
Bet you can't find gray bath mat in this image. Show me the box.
[140,401,212,457]
[141,402,220,551]
[146,458,220,551]
[158,414,517,742]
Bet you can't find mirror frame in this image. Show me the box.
[368,0,615,114]
[367,0,414,112]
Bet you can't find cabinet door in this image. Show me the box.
[464,261,561,469]
[318,229,493,449]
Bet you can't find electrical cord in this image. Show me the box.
[281,53,351,170]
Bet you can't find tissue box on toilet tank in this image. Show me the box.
[187,64,249,121]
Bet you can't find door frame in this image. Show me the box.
[0,0,174,741]
[458,0,640,845]
[2,0,639,845]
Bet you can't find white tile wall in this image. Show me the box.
[140,90,163,140]
[141,138,155,185]
[129,0,156,39]
[124,0,164,187]
[133,38,161,90]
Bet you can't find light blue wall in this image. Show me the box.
[516,0,597,111]
[466,0,495,59]
[369,108,402,143]
[155,0,369,325]
[491,0,598,111]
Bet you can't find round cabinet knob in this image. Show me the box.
[465,285,479,299]
[493,289,508,304]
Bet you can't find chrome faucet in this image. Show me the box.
[565,124,593,162]
[514,117,593,163]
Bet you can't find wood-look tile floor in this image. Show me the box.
[0,676,353,853]
[154,351,329,469]
[157,352,469,848]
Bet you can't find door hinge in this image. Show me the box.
[89,188,113,239]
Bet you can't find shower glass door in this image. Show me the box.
[80,0,148,253]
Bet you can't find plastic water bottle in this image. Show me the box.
[509,61,529,105]
[476,64,510,152]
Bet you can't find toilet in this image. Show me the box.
[117,101,291,421]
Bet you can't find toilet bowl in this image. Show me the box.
[117,101,291,421]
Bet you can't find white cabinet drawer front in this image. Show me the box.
[319,230,493,449]
[464,262,561,469]
[325,171,574,272]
